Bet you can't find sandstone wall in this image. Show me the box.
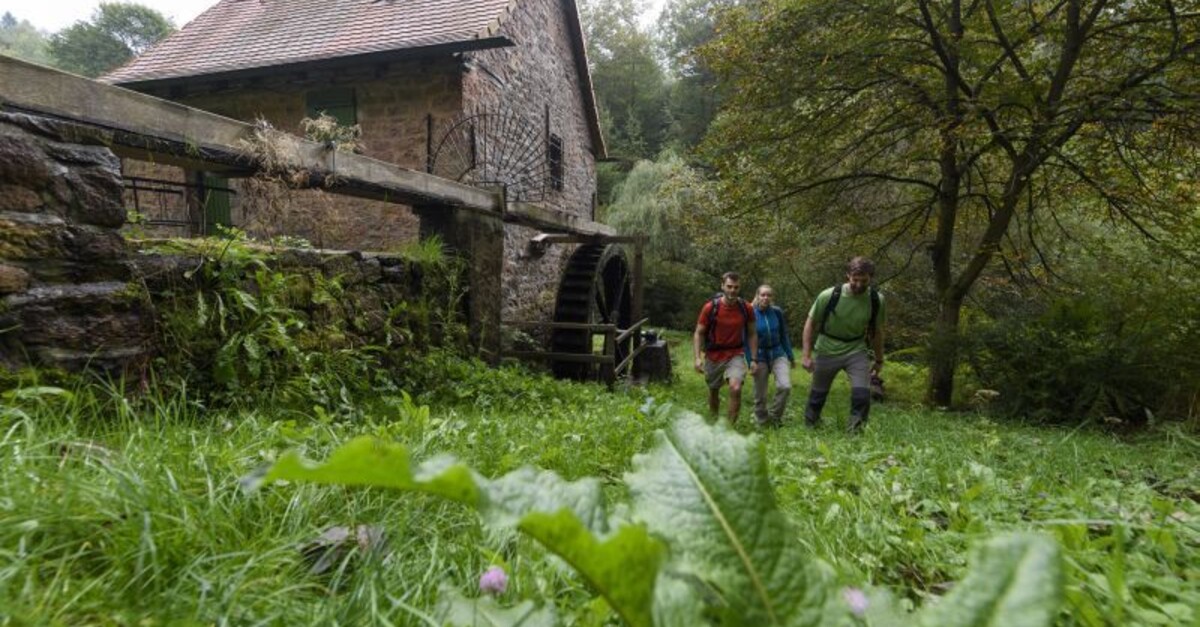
[0,112,459,375]
[463,0,602,323]
[124,57,470,251]
[0,112,149,371]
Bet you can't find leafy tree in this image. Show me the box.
[581,0,672,159]
[0,12,53,66]
[603,152,767,328]
[657,0,740,149]
[701,0,1200,404]
[49,2,174,77]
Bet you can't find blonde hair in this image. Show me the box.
[754,284,773,307]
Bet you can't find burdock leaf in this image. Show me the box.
[486,467,609,533]
[917,533,1062,627]
[252,436,664,627]
[257,437,480,504]
[519,510,664,627]
[625,412,833,626]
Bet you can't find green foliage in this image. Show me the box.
[580,0,672,159]
[0,12,53,66]
[627,414,835,624]
[1,343,1196,625]
[969,260,1200,425]
[657,0,739,149]
[601,152,752,328]
[257,409,1074,625]
[916,534,1061,627]
[149,235,461,409]
[49,2,174,77]
[438,588,558,627]
[698,0,1200,403]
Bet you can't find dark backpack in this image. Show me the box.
[818,284,880,342]
[704,295,751,351]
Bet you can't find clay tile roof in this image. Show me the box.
[103,0,519,84]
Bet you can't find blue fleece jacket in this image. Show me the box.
[746,305,795,364]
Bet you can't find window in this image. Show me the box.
[548,133,564,192]
[305,88,357,126]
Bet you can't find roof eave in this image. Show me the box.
[108,36,516,91]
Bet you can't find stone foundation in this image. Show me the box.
[0,111,147,371]
[0,112,460,376]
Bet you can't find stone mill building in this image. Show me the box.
[103,0,610,325]
[1,0,651,377]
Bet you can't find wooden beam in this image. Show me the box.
[502,320,616,332]
[615,341,651,377]
[615,318,650,344]
[631,239,645,325]
[503,351,614,364]
[0,56,616,236]
[507,202,615,236]
[529,232,642,245]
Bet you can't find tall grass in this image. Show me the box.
[0,341,1196,625]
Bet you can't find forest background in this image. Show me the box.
[3,0,1198,426]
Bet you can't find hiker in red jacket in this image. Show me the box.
[693,272,760,423]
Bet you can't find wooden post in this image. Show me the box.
[602,326,616,390]
[631,237,645,328]
[631,237,645,377]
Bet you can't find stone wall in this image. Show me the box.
[463,0,601,324]
[123,57,471,250]
[0,111,459,375]
[464,0,599,218]
[132,242,459,365]
[0,112,149,371]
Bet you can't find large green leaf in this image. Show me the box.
[251,437,664,627]
[519,510,664,627]
[917,533,1062,627]
[625,413,833,626]
[252,437,481,505]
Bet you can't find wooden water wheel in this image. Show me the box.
[550,243,633,380]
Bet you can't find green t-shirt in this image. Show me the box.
[808,285,886,357]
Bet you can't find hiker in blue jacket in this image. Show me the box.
[747,284,795,427]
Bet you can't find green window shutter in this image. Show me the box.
[306,88,357,126]
[202,174,232,235]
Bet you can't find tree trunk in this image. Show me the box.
[928,294,963,406]
[921,0,966,407]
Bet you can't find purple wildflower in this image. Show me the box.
[842,587,869,617]
[479,566,508,595]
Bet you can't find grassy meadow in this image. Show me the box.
[0,336,1197,625]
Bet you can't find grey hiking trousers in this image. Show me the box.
[805,351,872,431]
[752,356,792,425]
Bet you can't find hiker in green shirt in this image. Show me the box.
[800,257,886,432]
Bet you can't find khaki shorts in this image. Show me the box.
[704,355,748,390]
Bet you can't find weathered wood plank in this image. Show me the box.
[507,202,616,237]
[503,351,614,364]
[502,320,617,332]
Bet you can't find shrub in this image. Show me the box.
[968,278,1200,426]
